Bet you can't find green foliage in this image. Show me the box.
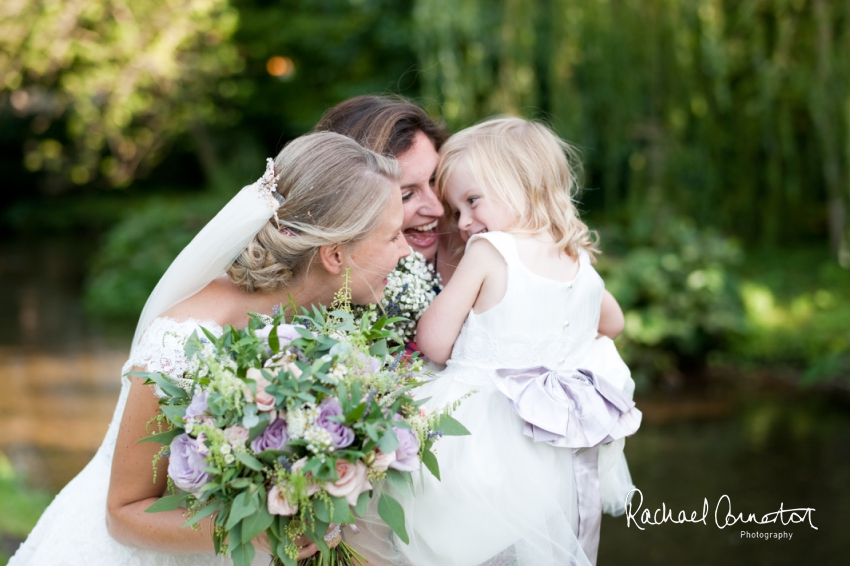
[377,492,408,544]
[1,0,242,187]
[733,252,850,389]
[232,0,418,135]
[414,0,850,257]
[84,192,227,318]
[596,213,745,385]
[0,451,52,550]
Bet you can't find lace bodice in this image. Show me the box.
[122,316,224,393]
[91,317,224,464]
[444,232,604,385]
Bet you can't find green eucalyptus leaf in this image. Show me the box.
[302,520,330,555]
[378,493,409,544]
[241,503,274,545]
[137,427,182,445]
[183,330,204,360]
[230,541,255,566]
[145,373,188,400]
[225,491,257,530]
[160,404,186,427]
[384,469,411,496]
[234,450,264,472]
[144,492,188,513]
[330,496,356,524]
[354,490,370,517]
[369,339,388,358]
[345,402,367,423]
[312,497,332,524]
[421,449,440,481]
[268,323,280,353]
[378,429,399,454]
[181,501,220,527]
[435,414,471,436]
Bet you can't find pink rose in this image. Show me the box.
[324,459,372,506]
[267,485,298,516]
[224,425,249,447]
[245,368,276,412]
[371,450,396,472]
[291,457,321,495]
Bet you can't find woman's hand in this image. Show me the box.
[295,535,319,559]
[251,531,272,554]
[252,531,318,559]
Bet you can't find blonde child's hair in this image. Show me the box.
[436,116,598,261]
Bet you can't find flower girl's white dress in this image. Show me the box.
[9,318,271,566]
[352,231,640,566]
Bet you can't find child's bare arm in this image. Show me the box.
[598,289,625,339]
[416,241,492,364]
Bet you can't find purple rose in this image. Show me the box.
[168,433,210,495]
[389,415,420,472]
[185,391,209,420]
[316,398,355,448]
[250,418,291,453]
[255,324,303,353]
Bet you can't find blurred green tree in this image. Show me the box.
[414,0,850,263]
[0,0,242,188]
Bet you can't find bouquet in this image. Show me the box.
[351,250,441,343]
[135,283,468,566]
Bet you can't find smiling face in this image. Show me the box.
[347,185,411,304]
[444,160,517,240]
[396,131,444,260]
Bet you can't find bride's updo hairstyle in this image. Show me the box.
[228,132,401,292]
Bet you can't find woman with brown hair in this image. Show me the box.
[315,95,465,283]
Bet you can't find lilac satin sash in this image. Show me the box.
[490,367,641,448]
[489,367,642,565]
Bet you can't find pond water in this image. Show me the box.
[1,238,848,564]
[0,238,131,491]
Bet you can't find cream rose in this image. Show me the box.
[245,368,276,412]
[371,450,397,472]
[324,459,372,506]
[223,425,249,447]
[267,485,298,516]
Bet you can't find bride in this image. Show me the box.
[9,132,410,564]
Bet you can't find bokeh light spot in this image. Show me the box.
[266,56,295,79]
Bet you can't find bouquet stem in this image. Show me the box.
[271,540,366,566]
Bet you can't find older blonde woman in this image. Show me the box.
[9,132,410,565]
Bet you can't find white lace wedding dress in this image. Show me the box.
[350,232,638,566]
[8,317,271,566]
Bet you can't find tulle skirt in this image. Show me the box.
[348,337,636,566]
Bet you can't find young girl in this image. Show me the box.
[382,117,641,566]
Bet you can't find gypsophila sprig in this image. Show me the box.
[129,290,469,566]
[351,250,441,344]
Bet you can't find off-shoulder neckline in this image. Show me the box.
[149,315,224,328]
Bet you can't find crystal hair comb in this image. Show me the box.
[258,158,286,210]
